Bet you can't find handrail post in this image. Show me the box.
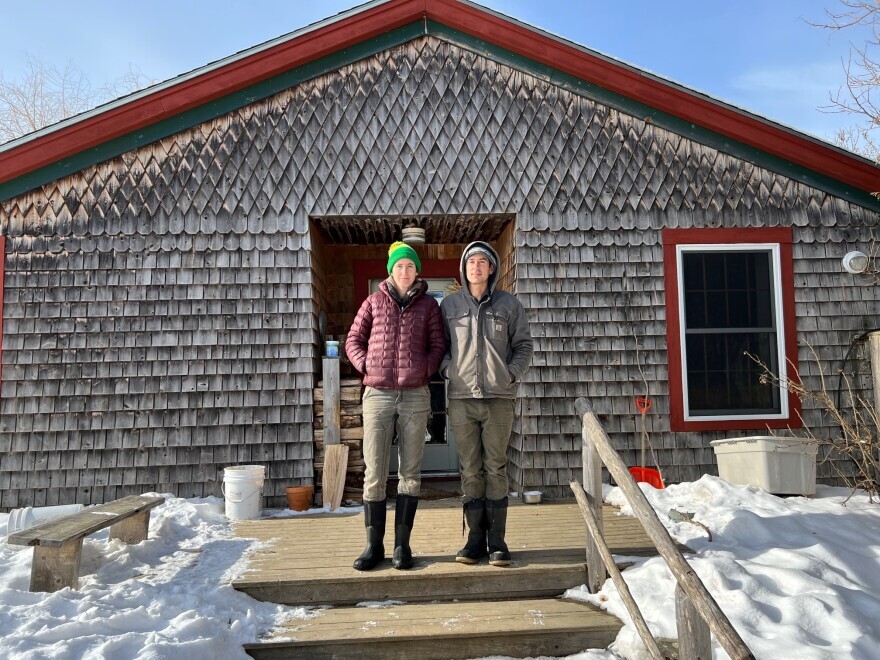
[571,481,665,660]
[676,584,712,660]
[581,404,606,593]
[575,397,754,660]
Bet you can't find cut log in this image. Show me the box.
[315,428,364,442]
[315,387,362,403]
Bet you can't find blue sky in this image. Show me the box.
[0,0,872,143]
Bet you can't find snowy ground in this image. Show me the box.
[2,476,879,659]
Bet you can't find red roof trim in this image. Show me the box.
[663,227,801,433]
[1,0,878,194]
[0,0,427,184]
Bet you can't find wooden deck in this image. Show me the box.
[234,498,669,658]
[233,499,659,605]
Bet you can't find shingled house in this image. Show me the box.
[2,0,879,509]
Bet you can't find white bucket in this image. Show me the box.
[7,503,85,536]
[222,465,266,520]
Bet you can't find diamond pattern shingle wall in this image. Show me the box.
[1,36,879,506]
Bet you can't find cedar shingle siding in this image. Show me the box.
[1,37,878,507]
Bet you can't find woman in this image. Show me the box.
[345,241,445,571]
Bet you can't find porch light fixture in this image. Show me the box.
[401,226,426,245]
[842,250,870,274]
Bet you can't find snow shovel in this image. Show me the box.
[629,397,664,489]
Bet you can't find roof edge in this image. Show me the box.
[0,0,428,185]
[428,0,879,193]
[0,0,878,199]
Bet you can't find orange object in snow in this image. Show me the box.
[629,466,664,489]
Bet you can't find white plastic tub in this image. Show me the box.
[710,436,817,496]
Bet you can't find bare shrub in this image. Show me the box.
[751,345,880,502]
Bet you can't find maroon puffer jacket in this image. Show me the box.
[346,279,445,389]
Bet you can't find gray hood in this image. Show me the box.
[459,240,500,296]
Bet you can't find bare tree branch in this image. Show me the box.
[813,1,880,160]
[0,55,153,145]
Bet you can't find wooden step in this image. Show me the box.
[235,550,588,605]
[243,597,621,660]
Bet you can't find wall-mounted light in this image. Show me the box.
[842,250,870,274]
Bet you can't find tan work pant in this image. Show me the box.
[361,386,431,502]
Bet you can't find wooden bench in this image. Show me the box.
[6,495,165,592]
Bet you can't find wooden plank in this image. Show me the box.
[676,583,712,660]
[7,495,165,547]
[314,387,361,403]
[581,416,606,593]
[314,427,364,442]
[321,444,348,511]
[871,331,880,416]
[244,598,620,660]
[237,563,586,606]
[322,358,341,446]
[108,509,151,544]
[30,539,82,592]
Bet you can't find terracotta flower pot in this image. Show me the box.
[285,485,314,511]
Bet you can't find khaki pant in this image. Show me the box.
[361,386,431,501]
[449,398,515,501]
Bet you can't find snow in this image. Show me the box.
[2,477,880,659]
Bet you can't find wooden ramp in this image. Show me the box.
[234,499,665,658]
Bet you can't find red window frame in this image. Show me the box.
[663,227,801,432]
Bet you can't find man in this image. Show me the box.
[440,240,533,566]
[346,241,445,571]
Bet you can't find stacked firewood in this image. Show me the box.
[314,378,365,503]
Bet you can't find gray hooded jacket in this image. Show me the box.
[440,241,533,400]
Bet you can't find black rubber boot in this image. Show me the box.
[392,494,419,570]
[486,497,511,566]
[353,499,387,571]
[455,498,488,564]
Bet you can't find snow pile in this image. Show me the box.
[2,478,880,659]
[567,476,880,659]
[0,496,309,659]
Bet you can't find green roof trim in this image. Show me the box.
[2,17,878,212]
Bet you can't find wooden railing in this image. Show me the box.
[573,397,754,660]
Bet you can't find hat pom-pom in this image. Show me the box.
[389,241,408,256]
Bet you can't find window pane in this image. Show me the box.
[681,248,780,417]
[686,330,780,415]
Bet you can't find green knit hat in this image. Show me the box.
[387,241,421,274]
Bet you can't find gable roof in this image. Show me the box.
[1,0,878,206]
